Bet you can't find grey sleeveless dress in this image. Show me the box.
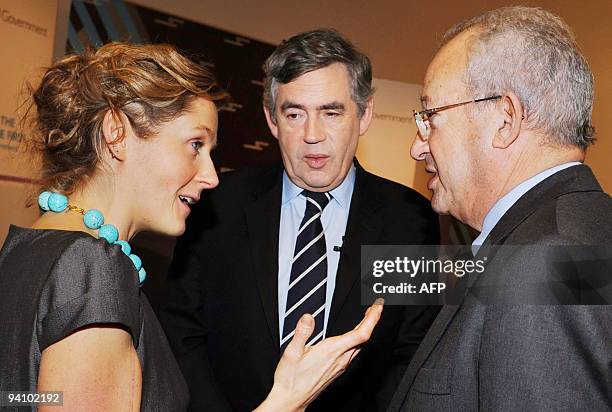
[0,226,188,411]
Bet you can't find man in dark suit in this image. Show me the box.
[388,7,612,411]
[159,29,440,411]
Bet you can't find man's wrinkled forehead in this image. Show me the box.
[422,30,474,106]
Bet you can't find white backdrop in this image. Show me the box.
[0,0,58,243]
[358,78,426,196]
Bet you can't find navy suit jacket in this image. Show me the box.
[159,161,441,411]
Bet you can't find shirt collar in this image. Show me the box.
[281,165,356,209]
[471,161,582,255]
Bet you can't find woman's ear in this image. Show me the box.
[102,109,126,161]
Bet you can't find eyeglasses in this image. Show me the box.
[413,95,502,140]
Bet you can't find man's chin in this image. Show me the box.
[430,194,450,215]
[298,173,338,191]
[302,182,334,192]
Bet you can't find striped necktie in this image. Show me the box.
[281,190,331,349]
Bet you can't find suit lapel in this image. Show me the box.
[328,163,383,333]
[486,164,602,246]
[244,166,284,350]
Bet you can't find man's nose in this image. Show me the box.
[304,116,325,144]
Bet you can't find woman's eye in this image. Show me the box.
[191,141,203,152]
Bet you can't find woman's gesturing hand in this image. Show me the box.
[256,299,384,412]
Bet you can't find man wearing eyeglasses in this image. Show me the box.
[388,6,611,411]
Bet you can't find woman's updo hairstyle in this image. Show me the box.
[29,42,227,194]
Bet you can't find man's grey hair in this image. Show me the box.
[262,28,373,121]
[442,6,594,148]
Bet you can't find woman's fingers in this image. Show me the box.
[258,302,383,412]
[258,301,382,411]
[352,298,385,331]
[333,300,384,351]
[284,314,315,359]
[348,348,361,365]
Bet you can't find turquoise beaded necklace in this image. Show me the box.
[38,191,146,284]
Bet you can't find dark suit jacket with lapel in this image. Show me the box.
[159,161,441,412]
[388,164,612,411]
